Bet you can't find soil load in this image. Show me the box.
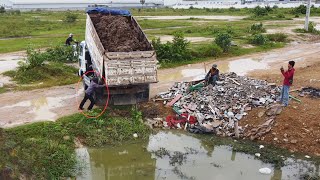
[90,14,152,52]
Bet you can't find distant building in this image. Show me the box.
[0,0,164,10]
[0,0,13,8]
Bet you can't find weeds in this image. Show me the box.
[249,23,266,34]
[64,12,78,23]
[250,34,268,45]
[295,22,320,34]
[0,108,150,179]
[267,33,288,42]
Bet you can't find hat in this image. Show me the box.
[212,64,217,68]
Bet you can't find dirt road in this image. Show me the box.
[0,42,320,128]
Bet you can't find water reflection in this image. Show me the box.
[83,132,320,180]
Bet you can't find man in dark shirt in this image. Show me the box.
[65,33,74,46]
[205,64,220,86]
[79,77,105,110]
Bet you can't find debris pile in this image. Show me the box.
[154,72,281,138]
[299,87,320,98]
[90,14,152,52]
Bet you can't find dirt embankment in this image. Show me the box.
[90,14,152,52]
[241,62,320,156]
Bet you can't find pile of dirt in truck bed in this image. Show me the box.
[90,14,152,52]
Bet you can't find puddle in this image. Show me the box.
[79,132,320,180]
[0,91,82,121]
[228,58,269,76]
[158,68,206,83]
[0,60,20,73]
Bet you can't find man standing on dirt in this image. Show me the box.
[65,33,75,46]
[205,64,219,86]
[280,61,295,107]
[79,77,105,111]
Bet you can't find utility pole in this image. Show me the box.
[305,0,312,31]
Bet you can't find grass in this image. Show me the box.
[0,107,151,179]
[0,7,317,53]
[2,62,79,91]
[0,86,8,94]
[159,42,285,69]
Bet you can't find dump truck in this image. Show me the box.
[78,8,158,105]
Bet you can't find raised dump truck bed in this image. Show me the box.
[85,12,158,87]
[79,8,158,105]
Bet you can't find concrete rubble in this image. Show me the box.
[153,72,282,138]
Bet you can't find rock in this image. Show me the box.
[274,137,278,141]
[290,139,298,144]
[63,136,70,140]
[305,155,311,159]
[259,145,264,149]
[0,82,3,88]
[133,133,138,138]
[255,153,261,157]
[259,168,272,175]
[283,139,288,142]
[283,133,288,138]
[258,111,265,118]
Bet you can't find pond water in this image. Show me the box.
[77,131,320,180]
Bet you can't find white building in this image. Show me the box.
[0,0,164,10]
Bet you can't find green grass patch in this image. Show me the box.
[0,108,150,179]
[0,86,8,94]
[160,42,284,69]
[3,62,78,90]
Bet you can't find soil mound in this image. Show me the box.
[90,14,152,52]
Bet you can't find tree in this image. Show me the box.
[140,0,145,8]
[0,6,5,14]
[215,33,232,53]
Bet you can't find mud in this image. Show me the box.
[90,14,152,52]
[1,42,320,130]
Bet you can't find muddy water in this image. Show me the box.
[0,52,25,73]
[78,132,320,180]
[0,88,83,127]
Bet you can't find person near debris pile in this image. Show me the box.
[205,64,220,86]
[279,61,295,107]
[79,77,105,111]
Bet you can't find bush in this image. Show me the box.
[276,13,285,19]
[192,44,223,58]
[152,32,192,63]
[252,6,269,17]
[250,34,268,45]
[292,5,306,14]
[267,33,288,42]
[24,48,47,69]
[64,12,78,23]
[249,23,266,34]
[215,33,232,52]
[46,45,76,62]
